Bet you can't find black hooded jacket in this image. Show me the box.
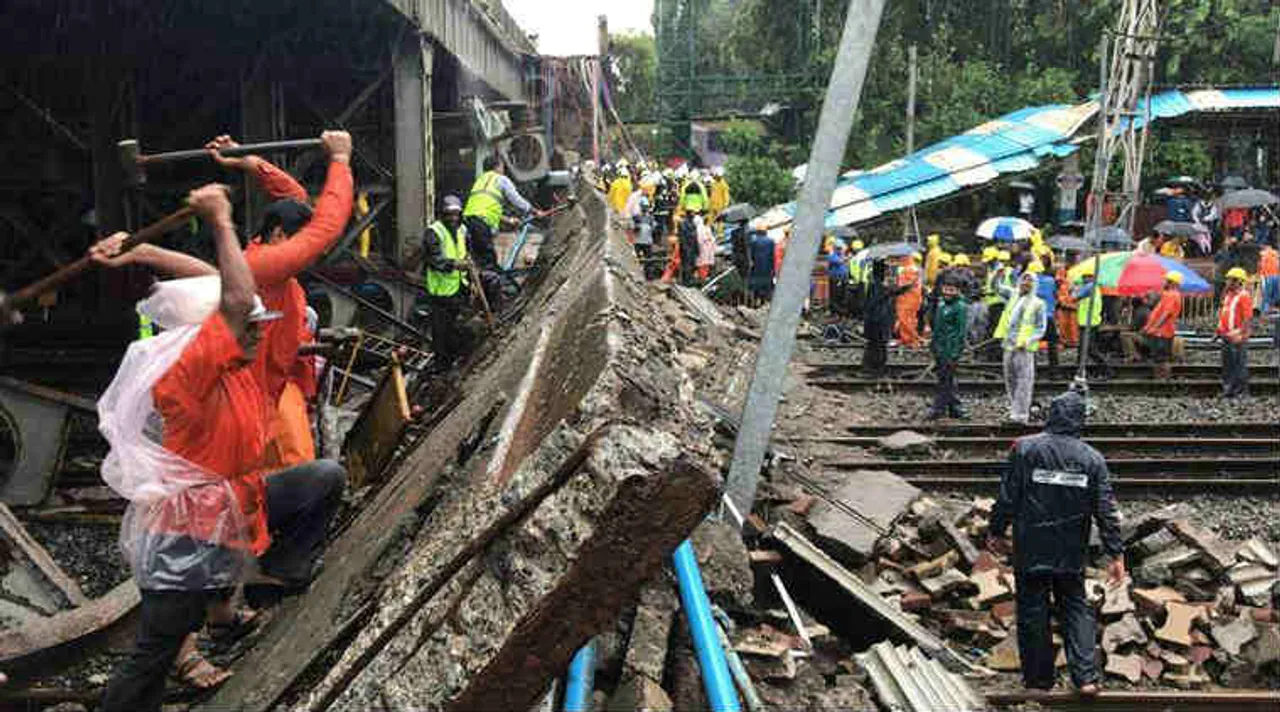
[989,391,1123,574]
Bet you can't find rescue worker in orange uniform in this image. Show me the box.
[1055,263,1079,348]
[1217,268,1254,397]
[1141,271,1184,379]
[894,253,924,348]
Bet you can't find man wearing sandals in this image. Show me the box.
[97,132,352,710]
[98,185,278,708]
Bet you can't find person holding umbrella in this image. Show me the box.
[1218,268,1254,397]
[1142,272,1184,380]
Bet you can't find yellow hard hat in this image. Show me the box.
[927,233,941,246]
[1165,271,1183,285]
[1225,267,1248,281]
[998,250,1011,262]
[851,240,865,250]
[982,247,997,262]
[937,252,953,265]
[954,254,971,266]
[1026,260,1045,274]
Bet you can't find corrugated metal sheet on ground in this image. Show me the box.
[760,87,1279,232]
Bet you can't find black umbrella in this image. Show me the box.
[720,203,757,223]
[1083,226,1132,248]
[1153,220,1209,237]
[1219,176,1249,190]
[1048,235,1090,252]
[864,241,921,260]
[1219,189,1279,210]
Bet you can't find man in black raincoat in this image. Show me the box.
[861,260,907,377]
[987,389,1125,695]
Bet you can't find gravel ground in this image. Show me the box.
[24,520,129,599]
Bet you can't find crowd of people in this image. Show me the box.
[603,164,1276,424]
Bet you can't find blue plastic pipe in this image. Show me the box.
[673,540,743,712]
[563,639,596,712]
[502,221,534,271]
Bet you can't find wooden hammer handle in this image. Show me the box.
[8,206,195,306]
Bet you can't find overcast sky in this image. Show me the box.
[504,0,655,56]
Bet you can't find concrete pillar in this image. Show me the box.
[393,31,434,264]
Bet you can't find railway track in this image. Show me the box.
[822,457,1279,490]
[808,377,1280,395]
[838,421,1279,438]
[791,422,1280,491]
[784,435,1279,457]
[800,362,1279,380]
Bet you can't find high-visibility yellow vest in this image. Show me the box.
[995,294,1046,351]
[464,171,504,230]
[983,268,1008,305]
[680,180,708,213]
[425,221,468,297]
[1077,289,1103,327]
[137,310,154,340]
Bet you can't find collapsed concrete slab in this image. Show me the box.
[203,187,723,711]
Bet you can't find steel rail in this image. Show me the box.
[840,421,1279,438]
[809,377,1280,395]
[898,476,1278,490]
[984,688,1280,711]
[800,362,1277,379]
[827,457,1280,477]
[784,436,1279,456]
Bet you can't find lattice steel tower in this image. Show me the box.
[1087,0,1161,232]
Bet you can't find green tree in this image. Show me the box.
[609,32,656,122]
[725,155,794,208]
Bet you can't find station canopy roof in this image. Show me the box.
[756,87,1280,231]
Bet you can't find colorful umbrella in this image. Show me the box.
[976,217,1035,242]
[1066,251,1210,295]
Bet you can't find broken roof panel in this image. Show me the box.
[758,87,1280,231]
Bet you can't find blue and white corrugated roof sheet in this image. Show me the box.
[757,87,1279,231]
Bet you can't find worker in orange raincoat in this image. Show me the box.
[895,253,924,348]
[1055,264,1079,347]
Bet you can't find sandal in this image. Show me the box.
[207,607,261,647]
[171,650,232,690]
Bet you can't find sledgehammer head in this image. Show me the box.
[117,139,144,187]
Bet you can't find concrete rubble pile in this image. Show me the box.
[762,474,1280,693]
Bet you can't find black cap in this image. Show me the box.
[259,199,313,238]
